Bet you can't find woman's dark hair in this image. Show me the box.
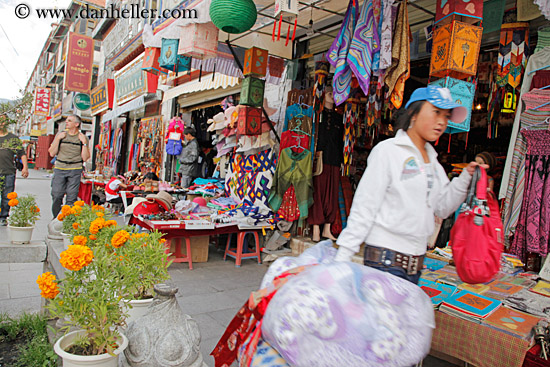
[144,172,159,181]
[393,101,425,131]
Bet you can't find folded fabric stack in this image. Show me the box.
[418,278,458,309]
[439,290,501,323]
[504,288,550,318]
[482,306,542,340]
[187,179,225,197]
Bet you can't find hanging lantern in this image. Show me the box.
[237,106,262,136]
[240,76,265,108]
[429,21,482,80]
[178,22,219,60]
[429,77,475,133]
[273,0,299,44]
[243,47,269,77]
[435,0,483,24]
[210,0,257,34]
[142,47,167,75]
[159,38,191,73]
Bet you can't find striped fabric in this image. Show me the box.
[326,0,358,106]
[502,110,550,244]
[347,0,379,96]
[338,182,347,230]
[432,312,530,367]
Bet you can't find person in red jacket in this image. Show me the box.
[105,175,132,207]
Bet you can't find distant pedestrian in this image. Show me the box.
[48,115,90,217]
[177,126,199,188]
[0,116,29,226]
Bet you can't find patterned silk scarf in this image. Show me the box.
[347,0,379,96]
[326,0,358,106]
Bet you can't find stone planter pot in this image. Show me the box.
[54,329,128,367]
[8,225,34,244]
[122,298,154,329]
[60,232,71,249]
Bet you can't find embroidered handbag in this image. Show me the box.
[449,166,503,284]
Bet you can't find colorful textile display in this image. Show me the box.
[261,258,435,366]
[326,0,358,106]
[510,129,550,261]
[313,61,330,128]
[343,96,360,175]
[224,149,276,209]
[347,0,379,96]
[429,77,475,133]
[159,38,192,73]
[384,0,410,108]
[497,23,530,89]
[379,0,395,70]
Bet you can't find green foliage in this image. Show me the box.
[0,312,58,367]
[7,194,40,227]
[0,92,33,127]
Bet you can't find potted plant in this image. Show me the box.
[37,237,129,366]
[57,202,106,249]
[7,192,40,244]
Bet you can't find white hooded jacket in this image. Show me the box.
[335,129,472,261]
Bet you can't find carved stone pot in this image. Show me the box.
[123,283,207,367]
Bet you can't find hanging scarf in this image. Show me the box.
[347,0,379,96]
[343,94,360,175]
[313,61,330,131]
[384,0,409,109]
[326,0,358,106]
[379,0,395,70]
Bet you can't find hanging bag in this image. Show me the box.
[449,166,503,284]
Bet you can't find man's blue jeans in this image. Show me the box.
[0,174,16,220]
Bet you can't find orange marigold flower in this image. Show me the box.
[74,200,85,207]
[61,205,72,216]
[89,218,106,234]
[7,192,17,200]
[36,272,59,299]
[57,214,65,221]
[159,238,166,244]
[89,235,97,240]
[92,204,105,212]
[60,245,94,271]
[73,235,87,246]
[105,220,117,227]
[96,212,104,217]
[34,206,40,213]
[8,199,18,207]
[72,223,79,230]
[111,230,130,248]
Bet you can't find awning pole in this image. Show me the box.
[225,39,280,143]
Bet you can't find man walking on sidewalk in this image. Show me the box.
[48,115,90,217]
[0,116,29,226]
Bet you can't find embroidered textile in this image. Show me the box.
[284,104,314,136]
[510,129,550,261]
[326,0,359,106]
[268,149,313,219]
[497,23,529,89]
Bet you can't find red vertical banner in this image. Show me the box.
[34,87,51,116]
[64,32,94,93]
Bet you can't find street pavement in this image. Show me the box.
[0,168,456,367]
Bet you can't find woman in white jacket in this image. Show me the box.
[334,86,486,284]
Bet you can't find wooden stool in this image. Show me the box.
[224,231,261,267]
[165,238,193,270]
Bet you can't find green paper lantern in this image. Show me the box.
[210,0,257,34]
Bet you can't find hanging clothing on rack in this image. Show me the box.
[502,110,550,244]
[521,89,550,111]
[530,70,550,89]
[500,47,550,201]
[510,128,550,261]
[284,103,314,136]
[268,149,313,220]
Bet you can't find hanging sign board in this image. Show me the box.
[33,87,51,116]
[64,32,94,93]
[114,52,158,105]
[91,79,115,115]
[74,93,91,111]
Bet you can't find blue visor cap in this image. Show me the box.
[405,86,468,124]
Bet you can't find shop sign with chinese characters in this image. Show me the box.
[34,87,51,116]
[64,32,94,93]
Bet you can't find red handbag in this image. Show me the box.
[449,166,503,284]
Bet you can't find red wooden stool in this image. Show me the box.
[224,231,261,267]
[164,238,193,270]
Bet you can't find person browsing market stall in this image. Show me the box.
[334,86,487,284]
[105,175,132,207]
[177,126,199,188]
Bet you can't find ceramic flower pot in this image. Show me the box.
[122,297,154,329]
[60,232,71,249]
[8,225,34,244]
[54,329,128,367]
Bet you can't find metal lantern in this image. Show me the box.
[178,22,219,60]
[142,47,167,75]
[435,0,483,24]
[240,76,265,108]
[243,47,269,77]
[237,106,262,136]
[159,38,191,73]
[210,0,257,34]
[429,21,482,80]
[429,77,475,133]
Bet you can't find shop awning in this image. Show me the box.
[161,74,240,103]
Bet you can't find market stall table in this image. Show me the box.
[130,216,261,270]
[78,180,105,204]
